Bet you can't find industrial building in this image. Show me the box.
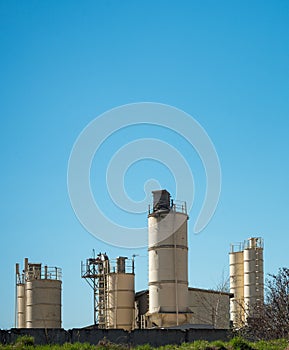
[135,287,231,329]
[229,237,264,327]
[82,190,232,330]
[14,190,264,332]
[16,258,62,328]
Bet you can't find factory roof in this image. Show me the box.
[188,287,233,297]
[135,288,233,298]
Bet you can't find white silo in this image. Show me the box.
[106,257,135,330]
[229,243,245,327]
[16,259,62,328]
[229,237,264,327]
[147,190,191,327]
[243,237,264,320]
[16,263,26,328]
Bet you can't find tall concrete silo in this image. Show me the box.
[147,189,191,327]
[16,258,62,328]
[243,237,264,320]
[229,237,264,327]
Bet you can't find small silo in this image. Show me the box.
[81,253,135,330]
[16,263,26,328]
[147,190,191,327]
[16,259,62,328]
[243,237,264,319]
[106,257,135,330]
[229,243,245,327]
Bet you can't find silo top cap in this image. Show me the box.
[152,189,171,212]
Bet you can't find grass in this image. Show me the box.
[0,336,288,350]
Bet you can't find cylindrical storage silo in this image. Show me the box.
[244,238,264,318]
[229,250,244,326]
[25,279,62,328]
[17,284,26,328]
[106,273,135,330]
[148,207,189,315]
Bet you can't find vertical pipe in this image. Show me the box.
[114,274,118,328]
[93,261,96,325]
[14,270,17,328]
[173,212,179,326]
[24,258,28,273]
[94,277,97,325]
[104,259,108,328]
[16,263,19,276]
[15,263,20,327]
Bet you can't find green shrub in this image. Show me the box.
[96,338,128,350]
[134,345,153,350]
[135,344,153,350]
[228,337,253,350]
[15,336,35,347]
[13,335,34,350]
[185,340,213,350]
[210,340,227,349]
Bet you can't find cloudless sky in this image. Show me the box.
[0,0,288,329]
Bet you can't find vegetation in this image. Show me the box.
[15,336,35,347]
[0,336,288,350]
[238,267,289,341]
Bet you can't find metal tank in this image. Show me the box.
[16,259,62,328]
[25,278,62,328]
[16,263,26,328]
[229,237,264,327]
[243,237,264,319]
[106,257,135,330]
[17,284,26,328]
[147,190,191,327]
[229,244,244,327]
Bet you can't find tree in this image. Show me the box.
[242,267,289,340]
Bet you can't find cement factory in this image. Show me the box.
[15,190,264,331]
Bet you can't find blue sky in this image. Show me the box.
[0,0,288,329]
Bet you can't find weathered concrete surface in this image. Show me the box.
[186,329,232,342]
[7,328,69,345]
[0,328,231,346]
[70,328,129,345]
[131,329,186,346]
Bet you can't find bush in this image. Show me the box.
[96,338,128,350]
[15,336,35,347]
[62,343,93,350]
[183,340,213,350]
[228,337,253,350]
[210,340,227,349]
